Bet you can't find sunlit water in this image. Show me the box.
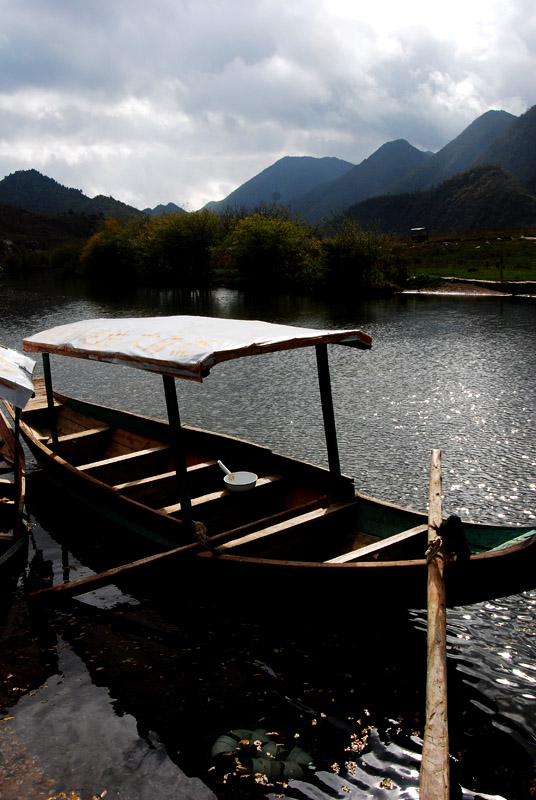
[0,275,535,799]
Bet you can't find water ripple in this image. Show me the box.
[2,280,535,798]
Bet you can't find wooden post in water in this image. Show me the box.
[420,448,450,799]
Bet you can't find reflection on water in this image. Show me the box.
[1,275,535,799]
[2,636,211,800]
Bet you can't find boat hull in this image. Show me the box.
[17,381,536,608]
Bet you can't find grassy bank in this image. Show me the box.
[394,229,536,285]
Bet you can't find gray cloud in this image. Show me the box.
[0,0,534,209]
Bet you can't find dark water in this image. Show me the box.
[0,274,535,799]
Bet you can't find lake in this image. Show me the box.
[1,273,535,800]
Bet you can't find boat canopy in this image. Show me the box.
[0,345,36,409]
[23,316,372,382]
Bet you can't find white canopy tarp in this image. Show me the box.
[0,345,36,408]
[23,316,372,382]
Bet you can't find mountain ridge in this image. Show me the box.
[203,155,354,213]
[0,169,187,218]
[1,104,535,239]
[290,139,431,221]
[344,164,536,234]
[383,109,517,196]
[474,105,536,179]
[201,106,535,222]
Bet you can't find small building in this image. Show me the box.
[411,227,428,242]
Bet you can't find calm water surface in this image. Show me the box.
[0,274,535,800]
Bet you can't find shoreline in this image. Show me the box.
[403,278,536,297]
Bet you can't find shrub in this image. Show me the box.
[138,210,224,286]
[321,217,397,294]
[78,218,140,282]
[212,213,322,290]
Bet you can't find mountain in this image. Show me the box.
[291,139,431,221]
[2,104,535,236]
[143,202,187,215]
[200,107,530,224]
[344,164,536,234]
[475,105,536,180]
[203,156,354,213]
[383,110,517,195]
[0,169,142,218]
[0,202,97,255]
[0,169,87,214]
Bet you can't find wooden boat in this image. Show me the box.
[15,315,536,606]
[0,345,35,575]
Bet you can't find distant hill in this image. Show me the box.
[202,108,532,224]
[0,169,142,218]
[2,104,535,239]
[384,110,517,195]
[0,201,95,256]
[344,164,536,234]
[143,202,187,216]
[475,105,536,180]
[204,156,354,213]
[291,139,431,221]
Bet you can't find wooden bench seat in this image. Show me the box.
[56,426,114,464]
[324,523,428,564]
[217,500,355,555]
[79,444,169,471]
[159,474,282,514]
[114,459,218,492]
[78,444,172,484]
[199,495,328,549]
[114,459,221,507]
[57,426,111,443]
[115,468,176,492]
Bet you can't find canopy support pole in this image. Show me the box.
[42,353,58,450]
[315,343,341,480]
[162,374,192,519]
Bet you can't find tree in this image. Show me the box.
[212,213,322,291]
[140,211,223,286]
[321,217,396,294]
[78,218,140,282]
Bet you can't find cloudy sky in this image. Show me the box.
[1,0,534,211]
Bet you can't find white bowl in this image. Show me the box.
[223,471,257,492]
